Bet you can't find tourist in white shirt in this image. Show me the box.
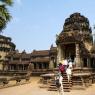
[66,59,73,82]
[56,74,64,95]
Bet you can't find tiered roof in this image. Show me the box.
[31,50,50,57]
[56,13,93,44]
[63,12,91,32]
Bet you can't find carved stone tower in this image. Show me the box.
[56,13,94,68]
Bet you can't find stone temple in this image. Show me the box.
[0,12,95,90]
[56,12,95,68]
[54,12,95,90]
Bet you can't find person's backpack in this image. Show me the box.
[55,78,61,88]
[59,64,65,73]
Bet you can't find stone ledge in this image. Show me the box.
[0,81,31,89]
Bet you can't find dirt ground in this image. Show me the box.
[0,77,95,95]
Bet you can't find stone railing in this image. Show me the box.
[0,75,31,89]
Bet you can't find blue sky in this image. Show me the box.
[3,0,95,52]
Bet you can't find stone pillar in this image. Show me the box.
[75,43,81,67]
[0,62,3,71]
[3,64,8,71]
[57,45,62,64]
[49,59,54,69]
[36,63,39,69]
[31,63,34,70]
[81,58,84,68]
[23,64,24,71]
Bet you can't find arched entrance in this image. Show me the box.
[62,44,75,62]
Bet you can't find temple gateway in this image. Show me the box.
[56,12,95,68]
[54,12,95,90]
[42,12,95,91]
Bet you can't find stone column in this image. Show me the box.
[75,43,81,67]
[57,44,62,64]
[49,59,54,69]
[32,63,34,70]
[36,63,39,69]
[23,64,24,71]
[3,64,8,71]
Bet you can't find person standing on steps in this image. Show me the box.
[55,72,64,95]
[66,59,73,83]
[63,59,68,72]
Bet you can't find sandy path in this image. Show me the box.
[0,77,95,95]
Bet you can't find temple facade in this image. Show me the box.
[0,35,57,73]
[56,13,95,88]
[0,35,15,70]
[4,50,31,71]
[56,12,95,69]
[4,45,57,74]
[40,13,95,91]
[0,13,95,80]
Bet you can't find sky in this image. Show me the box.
[3,0,95,53]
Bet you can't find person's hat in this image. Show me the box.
[59,60,62,64]
[61,60,64,64]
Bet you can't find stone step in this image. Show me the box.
[48,73,73,92]
[62,81,72,84]
[73,80,83,83]
[48,88,57,91]
[63,89,71,91]
[48,89,57,91]
[63,84,71,86]
[48,86,57,89]
[48,87,71,92]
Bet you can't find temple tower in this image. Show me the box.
[56,13,93,68]
[0,35,15,70]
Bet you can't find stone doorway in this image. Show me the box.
[62,44,75,62]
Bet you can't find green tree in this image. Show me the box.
[0,0,13,32]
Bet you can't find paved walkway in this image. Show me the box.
[0,77,95,95]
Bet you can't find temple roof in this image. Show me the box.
[31,57,49,63]
[56,31,82,44]
[6,51,31,59]
[50,45,57,54]
[31,50,50,57]
[0,35,16,48]
[21,53,31,59]
[0,35,11,41]
[63,12,91,33]
[56,13,93,44]
[9,61,30,64]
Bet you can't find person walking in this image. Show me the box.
[55,73,64,95]
[66,66,72,82]
[66,59,73,82]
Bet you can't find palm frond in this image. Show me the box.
[0,5,11,32]
[0,0,13,6]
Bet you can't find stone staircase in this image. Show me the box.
[62,72,72,92]
[48,72,72,92]
[48,79,57,91]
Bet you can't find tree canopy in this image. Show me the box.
[0,0,13,32]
